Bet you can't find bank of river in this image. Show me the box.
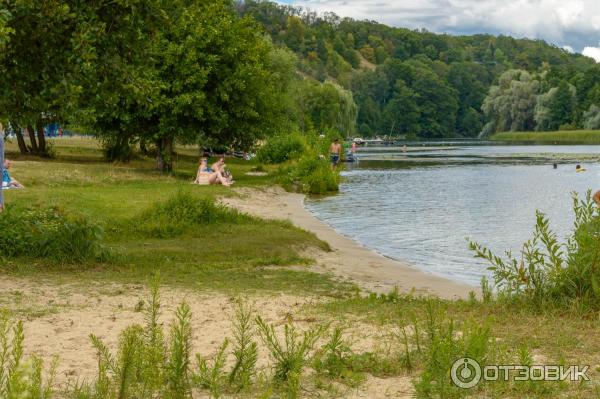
[306,145,600,286]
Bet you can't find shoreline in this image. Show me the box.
[222,187,473,299]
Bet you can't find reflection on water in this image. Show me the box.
[305,146,600,286]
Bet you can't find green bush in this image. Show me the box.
[470,190,600,310]
[135,192,250,238]
[256,133,306,164]
[278,154,340,195]
[0,206,107,263]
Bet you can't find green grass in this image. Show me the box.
[490,130,600,143]
[305,293,600,398]
[5,137,600,397]
[1,137,350,296]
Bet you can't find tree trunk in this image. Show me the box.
[12,122,28,154]
[26,124,39,154]
[139,139,148,156]
[35,119,47,156]
[155,139,164,171]
[163,136,173,172]
[155,137,173,172]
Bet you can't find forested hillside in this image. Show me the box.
[238,0,600,138]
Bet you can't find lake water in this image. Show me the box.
[305,145,600,287]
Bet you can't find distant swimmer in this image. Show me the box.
[576,164,586,173]
[553,163,557,169]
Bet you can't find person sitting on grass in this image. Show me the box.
[211,156,234,184]
[2,160,23,189]
[194,158,231,186]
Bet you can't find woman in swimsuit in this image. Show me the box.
[194,158,231,186]
[211,157,234,184]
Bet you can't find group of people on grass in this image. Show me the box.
[193,157,234,186]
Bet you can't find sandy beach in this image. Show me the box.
[1,186,470,396]
[222,187,473,299]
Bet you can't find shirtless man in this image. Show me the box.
[329,138,342,170]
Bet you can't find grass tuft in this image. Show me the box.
[134,192,250,238]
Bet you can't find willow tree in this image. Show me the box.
[482,69,540,134]
[294,79,357,136]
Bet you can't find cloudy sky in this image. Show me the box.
[276,0,600,61]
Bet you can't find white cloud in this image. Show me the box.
[583,46,600,62]
[280,0,600,53]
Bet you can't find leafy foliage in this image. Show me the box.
[238,0,597,138]
[278,153,340,195]
[256,133,306,164]
[470,191,600,309]
[0,205,107,263]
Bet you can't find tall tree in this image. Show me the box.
[0,0,79,156]
[73,0,160,162]
[482,70,540,134]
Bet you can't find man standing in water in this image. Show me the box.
[329,138,342,170]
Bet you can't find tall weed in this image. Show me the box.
[256,316,326,397]
[0,312,56,398]
[470,191,600,309]
[228,301,258,391]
